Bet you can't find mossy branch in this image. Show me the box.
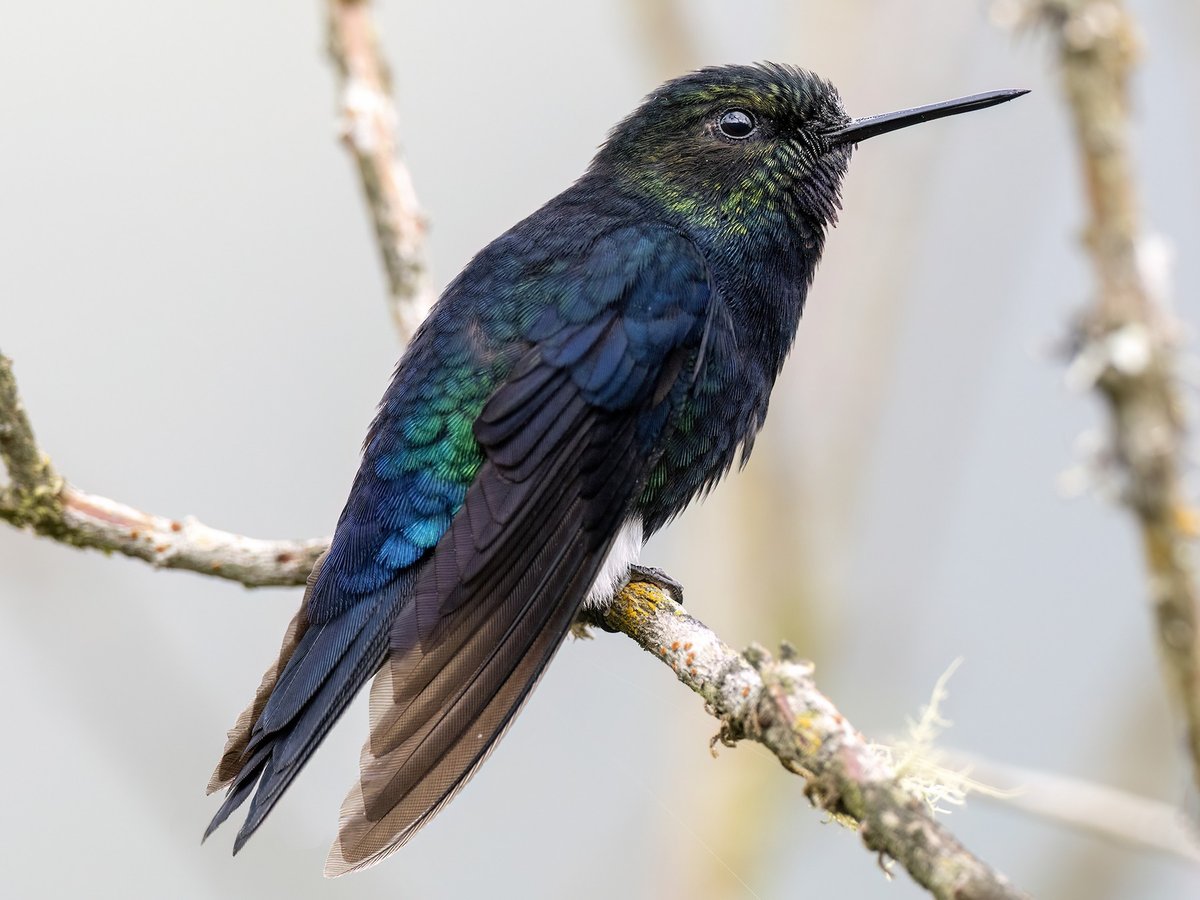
[583,584,1028,900]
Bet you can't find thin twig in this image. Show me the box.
[999,0,1200,795]
[0,354,326,587]
[325,0,434,344]
[947,751,1200,865]
[584,584,1029,900]
[0,353,61,520]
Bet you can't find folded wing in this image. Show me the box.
[326,225,716,875]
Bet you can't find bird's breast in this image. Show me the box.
[635,344,771,535]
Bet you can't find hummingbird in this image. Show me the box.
[205,63,1025,875]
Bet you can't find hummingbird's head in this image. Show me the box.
[594,63,1026,243]
[595,63,852,238]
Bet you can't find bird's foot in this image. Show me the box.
[626,564,685,604]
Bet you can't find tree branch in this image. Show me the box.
[326,0,434,344]
[1000,0,1200,794]
[583,585,1028,900]
[946,752,1200,865]
[0,353,60,521]
[0,353,326,587]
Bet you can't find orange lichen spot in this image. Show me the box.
[154,544,169,554]
[170,520,183,532]
[741,686,750,698]
[211,562,223,572]
[671,641,680,651]
[276,552,293,564]
[659,645,668,655]
[683,642,692,651]
[129,530,140,540]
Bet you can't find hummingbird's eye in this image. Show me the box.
[716,109,756,139]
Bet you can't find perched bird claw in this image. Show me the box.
[627,564,685,604]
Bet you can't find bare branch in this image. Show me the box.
[326,0,434,344]
[584,584,1029,900]
[947,752,1200,865]
[0,353,325,588]
[997,0,1200,794]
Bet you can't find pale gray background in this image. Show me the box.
[3,1,1199,898]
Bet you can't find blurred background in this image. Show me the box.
[3,1,1199,897]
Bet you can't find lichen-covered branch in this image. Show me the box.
[0,353,61,522]
[584,584,1028,900]
[326,0,433,344]
[999,0,1200,794]
[0,354,327,587]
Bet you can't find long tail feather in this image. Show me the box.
[207,555,327,794]
[205,555,413,850]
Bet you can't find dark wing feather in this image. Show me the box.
[207,553,325,794]
[325,227,714,875]
[325,376,643,874]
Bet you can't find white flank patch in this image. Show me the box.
[584,517,643,609]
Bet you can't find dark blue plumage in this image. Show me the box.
[205,63,1025,874]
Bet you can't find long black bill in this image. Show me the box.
[828,88,1028,145]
